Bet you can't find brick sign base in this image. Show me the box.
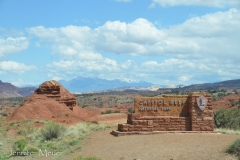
[116,92,214,133]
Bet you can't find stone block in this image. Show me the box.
[158,122,171,125]
[128,128,136,131]
[147,120,153,125]
[203,117,213,121]
[132,120,138,125]
[192,127,200,131]
[192,124,200,128]
[134,128,142,131]
[164,118,170,122]
[142,128,149,131]
[200,126,213,131]
[134,125,143,128]
[122,128,128,132]
[147,126,153,128]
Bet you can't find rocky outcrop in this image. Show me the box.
[34,80,76,110]
[212,94,240,110]
[7,80,97,122]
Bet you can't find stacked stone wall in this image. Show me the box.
[117,92,214,132]
[118,114,190,132]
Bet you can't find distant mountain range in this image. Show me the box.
[0,80,36,98]
[2,78,240,98]
[59,76,153,93]
[172,79,240,91]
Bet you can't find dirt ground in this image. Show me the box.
[79,129,240,160]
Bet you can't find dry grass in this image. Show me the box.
[215,128,240,135]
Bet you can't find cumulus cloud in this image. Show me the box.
[0,61,36,74]
[28,9,240,59]
[0,37,29,56]
[149,0,240,8]
[27,8,240,84]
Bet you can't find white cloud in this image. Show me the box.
[0,61,36,74]
[95,18,167,55]
[114,0,131,2]
[149,0,240,8]
[0,37,29,56]
[27,8,240,85]
[179,75,192,82]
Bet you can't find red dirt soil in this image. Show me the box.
[212,94,240,111]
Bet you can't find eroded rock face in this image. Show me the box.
[6,80,101,122]
[25,80,76,110]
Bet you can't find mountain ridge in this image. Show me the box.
[0,80,36,98]
[59,76,153,92]
[172,79,240,91]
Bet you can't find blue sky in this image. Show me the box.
[0,0,240,87]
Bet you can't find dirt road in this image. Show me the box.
[79,129,240,160]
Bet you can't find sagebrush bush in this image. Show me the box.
[17,123,35,136]
[0,150,9,160]
[226,139,240,157]
[12,139,28,152]
[114,110,120,113]
[40,122,66,141]
[214,108,240,130]
[101,110,120,114]
[2,113,7,117]
[128,108,134,113]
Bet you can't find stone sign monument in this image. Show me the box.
[112,92,215,135]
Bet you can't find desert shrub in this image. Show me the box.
[101,110,120,114]
[40,122,66,141]
[214,108,240,130]
[226,139,240,157]
[12,139,28,153]
[2,113,7,117]
[105,110,112,114]
[26,147,38,153]
[115,110,120,113]
[0,150,10,160]
[17,124,35,136]
[69,140,79,146]
[90,120,99,124]
[73,156,101,160]
[128,108,135,113]
[0,129,5,136]
[90,123,110,131]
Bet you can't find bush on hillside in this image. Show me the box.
[128,108,134,113]
[101,110,120,114]
[12,139,28,153]
[226,139,240,157]
[214,108,240,130]
[40,122,66,141]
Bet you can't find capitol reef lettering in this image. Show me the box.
[138,98,186,111]
[134,96,189,117]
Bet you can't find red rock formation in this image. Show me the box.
[7,80,97,123]
[34,80,76,110]
[212,94,240,111]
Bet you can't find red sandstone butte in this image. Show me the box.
[7,80,96,123]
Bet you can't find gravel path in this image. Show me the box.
[80,129,240,160]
